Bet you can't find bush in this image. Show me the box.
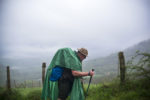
[26,89,42,100]
[119,91,139,100]
[0,89,25,100]
[138,89,150,99]
[127,51,150,80]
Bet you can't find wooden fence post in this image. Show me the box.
[42,62,46,86]
[7,66,11,89]
[14,80,16,88]
[32,80,33,88]
[24,81,26,88]
[118,52,126,85]
[39,80,41,87]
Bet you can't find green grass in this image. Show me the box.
[0,88,42,100]
[17,88,42,96]
[0,79,150,100]
[84,79,150,100]
[0,88,25,100]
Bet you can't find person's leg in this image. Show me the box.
[58,79,72,100]
[58,68,74,100]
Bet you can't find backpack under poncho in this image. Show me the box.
[41,48,85,100]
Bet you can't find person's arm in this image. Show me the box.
[72,70,94,77]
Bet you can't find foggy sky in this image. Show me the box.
[0,0,150,67]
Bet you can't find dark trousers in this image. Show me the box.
[58,68,74,100]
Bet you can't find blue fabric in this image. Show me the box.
[50,66,64,81]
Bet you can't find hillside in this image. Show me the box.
[83,39,150,78]
[0,39,150,86]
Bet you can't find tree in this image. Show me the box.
[126,51,150,80]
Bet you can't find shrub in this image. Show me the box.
[0,89,25,100]
[127,51,150,80]
[119,91,139,100]
[26,89,42,100]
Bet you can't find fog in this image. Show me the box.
[0,0,150,68]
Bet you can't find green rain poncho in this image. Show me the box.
[41,48,85,100]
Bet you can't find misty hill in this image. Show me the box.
[82,39,150,77]
[0,39,150,86]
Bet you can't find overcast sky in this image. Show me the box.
[0,0,150,66]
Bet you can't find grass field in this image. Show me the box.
[0,78,150,100]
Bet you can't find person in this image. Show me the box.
[41,47,94,100]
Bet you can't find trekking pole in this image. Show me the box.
[85,69,94,99]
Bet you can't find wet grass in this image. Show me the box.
[0,79,150,100]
